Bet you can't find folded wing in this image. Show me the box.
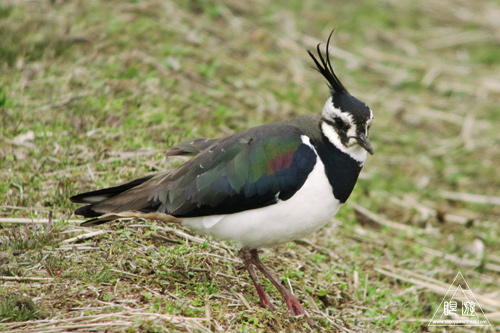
[71,124,317,223]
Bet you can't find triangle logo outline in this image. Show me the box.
[429,271,491,327]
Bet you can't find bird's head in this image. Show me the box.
[308,31,374,163]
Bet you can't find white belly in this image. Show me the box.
[181,157,341,249]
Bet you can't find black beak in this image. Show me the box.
[355,133,374,155]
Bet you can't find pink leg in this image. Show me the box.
[239,248,312,325]
[239,248,276,311]
[249,249,308,316]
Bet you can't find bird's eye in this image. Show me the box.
[334,117,349,130]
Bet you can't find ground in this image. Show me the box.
[1,0,499,332]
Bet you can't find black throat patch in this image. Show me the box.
[311,129,363,203]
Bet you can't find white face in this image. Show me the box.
[321,96,374,163]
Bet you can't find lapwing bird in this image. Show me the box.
[70,32,374,321]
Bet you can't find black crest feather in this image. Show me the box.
[308,30,349,95]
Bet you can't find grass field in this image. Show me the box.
[1,0,500,331]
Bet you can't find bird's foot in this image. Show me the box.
[239,248,313,325]
[283,292,314,326]
[254,283,277,312]
[282,292,306,316]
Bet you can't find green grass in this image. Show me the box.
[0,221,57,252]
[0,293,47,322]
[0,0,499,331]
